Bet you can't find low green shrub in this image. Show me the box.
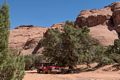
[0,51,25,80]
[24,55,34,70]
[24,54,44,70]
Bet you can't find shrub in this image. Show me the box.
[105,39,120,65]
[0,52,25,80]
[24,54,44,70]
[33,55,45,67]
[24,55,34,70]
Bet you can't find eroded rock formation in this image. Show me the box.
[107,2,120,38]
[75,7,112,27]
[9,25,48,55]
[75,2,120,46]
[9,2,120,54]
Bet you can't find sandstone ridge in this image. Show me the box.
[9,2,120,54]
[9,25,48,55]
[75,2,120,46]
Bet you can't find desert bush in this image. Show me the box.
[24,55,34,70]
[105,39,120,65]
[0,48,25,80]
[95,46,113,66]
[33,55,45,67]
[24,54,44,70]
[95,39,120,68]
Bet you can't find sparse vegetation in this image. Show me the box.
[24,54,44,70]
[24,55,34,70]
[105,39,120,65]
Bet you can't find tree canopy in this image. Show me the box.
[42,21,101,69]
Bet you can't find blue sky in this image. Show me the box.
[0,0,120,29]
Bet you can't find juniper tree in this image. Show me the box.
[0,1,10,51]
[42,26,80,69]
[42,21,98,69]
[0,1,25,80]
[105,39,120,65]
[0,0,10,66]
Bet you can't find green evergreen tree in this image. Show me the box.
[105,39,120,65]
[61,25,82,69]
[0,1,25,80]
[42,21,100,69]
[0,0,10,67]
[42,28,62,64]
[42,25,80,69]
[0,1,10,51]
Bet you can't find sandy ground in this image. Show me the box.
[23,70,120,80]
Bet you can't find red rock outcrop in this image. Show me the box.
[9,25,48,55]
[9,2,120,54]
[75,7,112,27]
[75,2,120,46]
[107,2,120,38]
[51,23,65,29]
[89,25,118,46]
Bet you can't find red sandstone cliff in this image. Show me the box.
[9,25,48,55]
[9,2,120,54]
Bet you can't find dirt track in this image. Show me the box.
[23,70,120,80]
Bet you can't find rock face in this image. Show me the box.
[75,2,120,46]
[75,7,112,27]
[107,2,120,38]
[9,25,48,55]
[89,25,118,46]
[51,23,65,29]
[9,2,120,54]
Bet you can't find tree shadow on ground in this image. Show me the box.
[67,63,120,74]
[27,64,120,74]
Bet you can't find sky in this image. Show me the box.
[0,0,120,29]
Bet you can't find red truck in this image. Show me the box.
[36,63,64,74]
